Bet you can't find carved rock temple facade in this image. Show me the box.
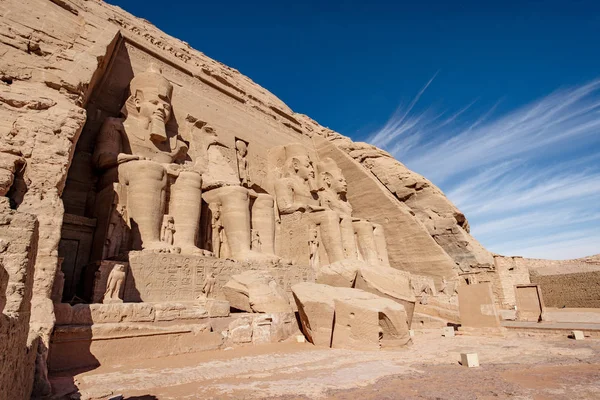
[0,1,539,398]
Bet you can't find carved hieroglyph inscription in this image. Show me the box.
[123,252,315,302]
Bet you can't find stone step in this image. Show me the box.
[411,312,448,329]
[414,302,460,323]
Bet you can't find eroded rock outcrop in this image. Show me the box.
[0,208,39,399]
[0,0,492,395]
[316,261,416,323]
[317,136,494,274]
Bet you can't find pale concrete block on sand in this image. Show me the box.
[442,327,455,337]
[461,353,479,368]
[572,330,585,340]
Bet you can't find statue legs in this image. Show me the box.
[340,216,359,260]
[309,210,345,264]
[252,193,276,255]
[204,186,279,262]
[353,220,380,265]
[118,160,166,250]
[169,171,203,254]
[373,223,390,266]
[215,186,252,259]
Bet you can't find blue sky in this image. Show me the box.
[109,0,600,259]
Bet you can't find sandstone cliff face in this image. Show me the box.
[0,208,38,400]
[1,0,119,396]
[0,0,493,396]
[322,136,494,272]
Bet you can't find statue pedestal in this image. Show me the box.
[123,251,316,303]
[102,298,123,305]
[50,301,298,372]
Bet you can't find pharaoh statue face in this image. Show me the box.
[329,169,347,195]
[292,156,318,192]
[293,156,315,180]
[319,158,347,195]
[128,64,173,143]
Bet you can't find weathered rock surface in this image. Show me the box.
[224,270,292,313]
[316,261,416,323]
[0,208,38,400]
[0,0,494,395]
[355,265,416,323]
[316,136,494,275]
[292,282,410,349]
[332,296,411,350]
[1,0,120,395]
[316,259,362,288]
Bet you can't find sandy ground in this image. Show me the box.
[50,330,600,400]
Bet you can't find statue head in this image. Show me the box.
[114,264,125,272]
[284,144,317,192]
[318,158,347,195]
[126,64,173,143]
[236,139,248,156]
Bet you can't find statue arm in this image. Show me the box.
[94,118,137,170]
[274,179,305,214]
[171,136,189,162]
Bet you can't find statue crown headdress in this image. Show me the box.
[129,63,173,100]
[284,143,311,160]
[317,157,339,175]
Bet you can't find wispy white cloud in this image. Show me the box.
[368,78,600,260]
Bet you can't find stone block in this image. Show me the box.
[292,283,360,346]
[229,317,253,343]
[71,304,94,325]
[332,296,410,350]
[499,309,517,321]
[461,353,479,368]
[269,312,298,343]
[458,283,501,328]
[154,303,207,321]
[355,265,416,323]
[224,270,292,313]
[71,303,156,324]
[127,303,156,322]
[293,282,410,350]
[252,315,272,344]
[572,330,585,340]
[316,260,360,288]
[442,327,455,337]
[54,303,73,326]
[205,299,230,317]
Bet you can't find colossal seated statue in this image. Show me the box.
[203,185,278,262]
[272,144,346,265]
[93,64,204,255]
[317,157,390,266]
